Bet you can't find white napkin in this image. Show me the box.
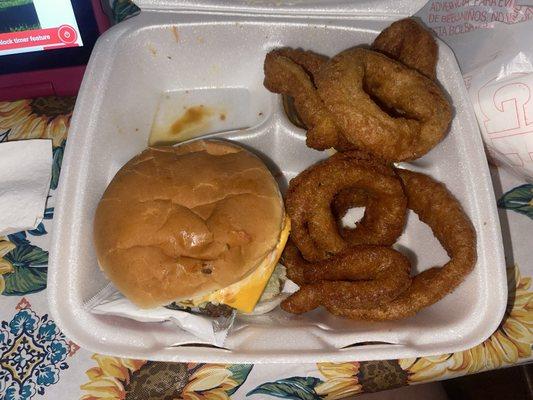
[88,284,235,347]
[0,139,53,236]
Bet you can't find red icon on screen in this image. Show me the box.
[58,25,77,44]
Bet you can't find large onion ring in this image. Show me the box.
[326,169,477,320]
[285,151,407,261]
[315,48,452,161]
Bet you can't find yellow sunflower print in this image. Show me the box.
[81,355,147,399]
[247,361,362,399]
[314,362,362,399]
[80,354,251,399]
[399,265,533,382]
[0,236,15,294]
[0,97,74,146]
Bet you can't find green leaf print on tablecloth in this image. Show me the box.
[50,140,65,190]
[2,264,48,295]
[227,364,253,396]
[112,0,140,23]
[247,377,324,400]
[497,184,533,219]
[1,227,53,296]
[2,239,48,295]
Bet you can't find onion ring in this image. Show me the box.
[281,241,411,314]
[315,48,452,161]
[332,186,405,247]
[332,188,367,221]
[264,51,339,150]
[286,151,406,261]
[326,169,477,320]
[372,18,438,80]
[273,48,328,81]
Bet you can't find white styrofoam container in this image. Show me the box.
[48,0,507,363]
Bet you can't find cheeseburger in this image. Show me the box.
[93,140,289,313]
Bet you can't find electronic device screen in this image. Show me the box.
[0,0,84,57]
[0,0,105,99]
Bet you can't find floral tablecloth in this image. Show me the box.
[1,3,532,399]
[0,96,532,400]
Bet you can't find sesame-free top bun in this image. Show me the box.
[93,140,284,308]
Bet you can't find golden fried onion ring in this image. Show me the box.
[281,241,411,314]
[315,48,452,161]
[285,151,407,261]
[326,169,477,320]
[264,51,339,150]
[372,18,438,80]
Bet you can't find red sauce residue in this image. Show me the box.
[171,26,179,42]
[171,105,212,136]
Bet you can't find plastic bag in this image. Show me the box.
[87,264,289,346]
[87,283,236,346]
[416,1,533,182]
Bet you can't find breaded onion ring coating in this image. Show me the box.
[316,48,452,161]
[264,51,339,150]
[372,18,438,80]
[285,151,406,261]
[281,242,411,314]
[327,169,477,320]
[274,48,328,81]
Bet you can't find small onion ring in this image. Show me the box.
[281,241,411,314]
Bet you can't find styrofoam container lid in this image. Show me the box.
[135,0,417,14]
[48,0,507,363]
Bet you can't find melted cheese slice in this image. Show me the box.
[191,216,290,313]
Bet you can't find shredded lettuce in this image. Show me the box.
[258,263,286,302]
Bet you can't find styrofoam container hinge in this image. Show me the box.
[133,0,424,17]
